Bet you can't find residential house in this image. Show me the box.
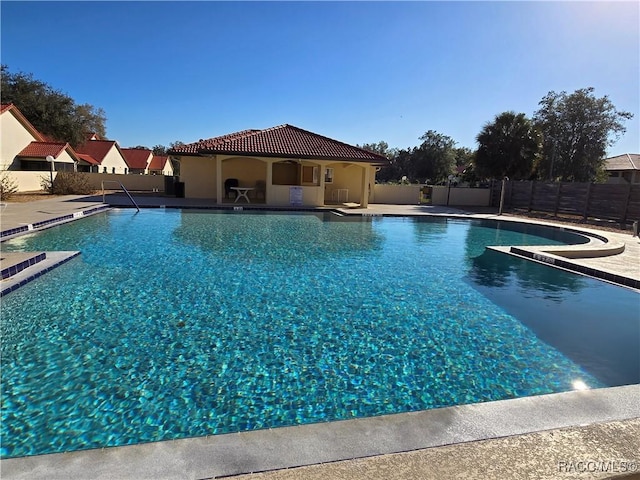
[168,124,388,207]
[148,155,174,176]
[75,139,129,174]
[605,154,640,185]
[1,103,80,172]
[17,141,81,172]
[121,148,153,174]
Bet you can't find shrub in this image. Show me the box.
[0,172,19,200]
[42,172,95,195]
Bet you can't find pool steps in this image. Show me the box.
[0,251,81,297]
[488,241,639,290]
[1,252,46,280]
[0,204,111,297]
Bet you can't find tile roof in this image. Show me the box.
[121,148,153,170]
[149,155,169,170]
[17,141,68,159]
[75,140,118,163]
[605,154,640,171]
[0,103,13,114]
[169,124,389,164]
[76,153,100,165]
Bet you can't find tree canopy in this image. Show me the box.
[370,131,456,184]
[411,130,456,184]
[1,65,107,147]
[475,111,541,180]
[533,88,633,182]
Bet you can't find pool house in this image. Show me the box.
[168,124,389,208]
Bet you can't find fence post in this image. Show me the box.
[553,182,562,216]
[582,182,592,220]
[498,177,509,215]
[527,181,535,212]
[620,182,633,224]
[509,179,514,207]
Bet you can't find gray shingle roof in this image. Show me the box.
[605,154,640,171]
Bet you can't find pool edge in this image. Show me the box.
[1,384,638,479]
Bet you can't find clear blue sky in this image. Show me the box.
[2,1,638,156]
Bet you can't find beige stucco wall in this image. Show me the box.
[324,162,368,204]
[179,156,217,198]
[54,149,77,165]
[178,154,376,206]
[87,173,166,191]
[372,184,421,204]
[99,146,129,174]
[0,171,168,193]
[0,171,55,192]
[0,111,40,170]
[432,186,491,206]
[221,156,267,187]
[270,185,324,206]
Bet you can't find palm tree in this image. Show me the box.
[475,111,541,180]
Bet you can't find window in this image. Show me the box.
[302,165,318,185]
[112,167,116,174]
[324,167,334,184]
[103,167,107,173]
[272,162,298,185]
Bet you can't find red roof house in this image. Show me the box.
[121,148,153,174]
[1,104,84,172]
[75,139,129,174]
[148,155,174,175]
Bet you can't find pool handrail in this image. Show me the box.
[101,180,141,212]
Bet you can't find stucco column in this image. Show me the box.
[319,164,326,205]
[266,159,273,204]
[360,165,369,208]
[215,155,222,204]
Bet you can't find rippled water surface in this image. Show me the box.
[1,210,638,458]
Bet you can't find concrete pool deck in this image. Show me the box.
[0,193,639,479]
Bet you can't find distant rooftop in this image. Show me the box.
[605,153,640,171]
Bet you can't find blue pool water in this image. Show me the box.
[1,210,638,458]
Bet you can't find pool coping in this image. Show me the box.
[1,384,638,479]
[0,204,110,240]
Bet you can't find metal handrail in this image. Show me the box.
[101,180,141,212]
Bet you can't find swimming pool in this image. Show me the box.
[1,210,638,458]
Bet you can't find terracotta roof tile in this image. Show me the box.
[121,148,153,169]
[77,153,100,165]
[17,141,68,159]
[605,154,640,171]
[0,103,13,114]
[169,124,389,164]
[149,155,169,170]
[75,140,118,163]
